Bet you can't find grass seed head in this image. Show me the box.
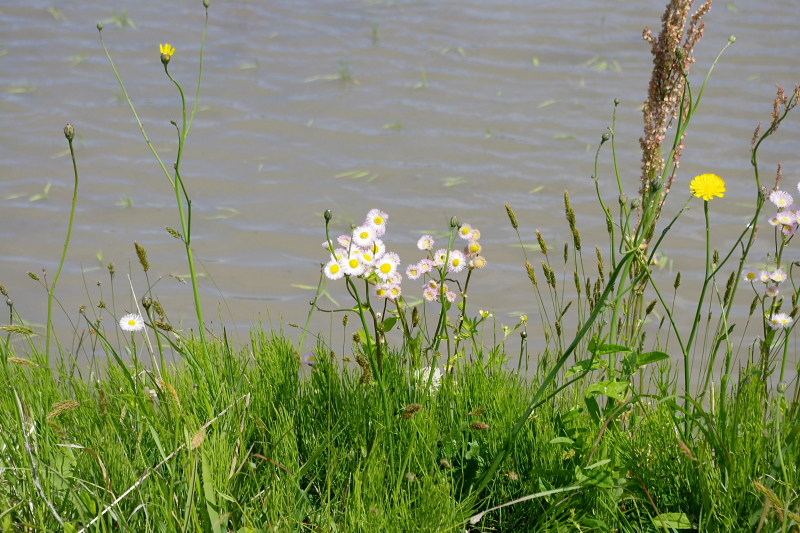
[27,271,40,281]
[134,241,149,273]
[536,230,547,255]
[469,421,489,431]
[47,400,81,420]
[504,203,518,230]
[525,261,538,287]
[190,428,205,450]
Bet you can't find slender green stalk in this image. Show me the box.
[45,127,79,361]
[683,200,712,402]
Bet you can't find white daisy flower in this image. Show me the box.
[471,229,481,240]
[776,210,795,226]
[769,190,793,208]
[375,255,398,281]
[337,235,351,248]
[465,240,482,255]
[352,225,377,248]
[768,312,793,329]
[373,284,390,299]
[332,248,348,261]
[417,235,435,251]
[324,259,345,280]
[342,256,366,277]
[770,269,787,283]
[783,224,798,236]
[422,287,437,301]
[742,269,759,283]
[387,284,402,301]
[418,259,433,274]
[433,249,449,267]
[447,250,466,273]
[406,263,422,280]
[445,291,457,303]
[359,250,377,266]
[366,239,386,261]
[457,223,475,240]
[759,270,772,283]
[414,366,442,391]
[766,285,779,297]
[768,214,782,227]
[389,271,403,285]
[365,208,388,236]
[119,313,145,332]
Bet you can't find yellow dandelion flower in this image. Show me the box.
[159,43,176,56]
[689,173,726,201]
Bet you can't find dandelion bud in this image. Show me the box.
[651,178,663,191]
[134,241,150,272]
[161,53,171,66]
[79,305,86,314]
[450,215,459,228]
[728,35,736,44]
[613,98,620,106]
[97,22,103,31]
[203,0,210,7]
[504,203,518,229]
[27,271,40,281]
[142,296,152,309]
[63,124,74,142]
[631,198,641,209]
[601,132,610,144]
[324,209,332,222]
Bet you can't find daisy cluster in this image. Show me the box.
[407,223,486,303]
[766,184,800,236]
[742,267,787,299]
[322,209,404,300]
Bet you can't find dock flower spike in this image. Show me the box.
[159,43,175,65]
[690,173,726,201]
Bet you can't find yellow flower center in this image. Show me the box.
[460,227,470,235]
[360,231,369,240]
[376,288,386,296]
[452,258,461,267]
[128,320,137,326]
[469,243,480,253]
[362,254,373,262]
[349,259,359,268]
[330,264,340,274]
[380,263,392,274]
[374,216,383,225]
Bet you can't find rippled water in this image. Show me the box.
[1,0,799,374]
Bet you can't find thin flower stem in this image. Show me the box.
[185,6,209,138]
[684,200,712,404]
[45,134,79,361]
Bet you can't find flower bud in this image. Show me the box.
[324,209,332,222]
[631,198,641,209]
[450,216,459,228]
[777,381,787,394]
[170,119,177,126]
[6,298,13,308]
[601,132,610,144]
[97,22,104,31]
[618,193,627,206]
[613,98,620,106]
[161,53,171,66]
[651,178,663,191]
[728,35,736,44]
[64,124,74,141]
[203,0,210,7]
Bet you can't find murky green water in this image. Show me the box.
[1,0,799,376]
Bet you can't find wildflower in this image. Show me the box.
[337,235,351,248]
[119,313,145,332]
[368,239,386,260]
[769,190,793,208]
[373,284,390,299]
[768,214,782,227]
[776,210,795,226]
[448,250,466,273]
[425,279,439,291]
[414,366,442,391]
[417,235,434,251]
[418,259,433,274]
[458,223,475,240]
[375,255,398,282]
[422,287,437,302]
[352,225,376,248]
[359,250,377,266]
[159,43,175,64]
[341,255,366,277]
[471,229,481,240]
[742,269,759,283]
[406,263,422,280]
[445,291,457,303]
[770,269,787,283]
[364,209,388,236]
[782,224,798,237]
[387,284,402,300]
[324,259,344,280]
[768,313,794,329]
[385,251,401,265]
[766,285,779,298]
[470,256,487,269]
[433,249,449,268]
[759,270,772,283]
[388,271,403,285]
[689,173,726,201]
[465,240,482,255]
[332,248,348,261]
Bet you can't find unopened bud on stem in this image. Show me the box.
[64,124,74,142]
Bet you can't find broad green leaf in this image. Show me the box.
[652,513,692,529]
[549,437,575,445]
[637,351,669,366]
[585,380,628,400]
[592,343,632,356]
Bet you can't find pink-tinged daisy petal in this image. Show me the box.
[433,249,449,267]
[352,225,377,248]
[368,239,386,260]
[765,285,779,297]
[373,284,390,299]
[445,291,457,303]
[324,259,345,280]
[768,312,793,329]
[457,223,474,240]
[759,270,772,283]
[776,211,795,226]
[365,208,388,236]
[782,224,797,237]
[422,287,437,302]
[471,229,481,240]
[417,235,435,251]
[768,214,781,227]
[769,190,793,208]
[425,279,439,291]
[375,256,397,281]
[406,263,422,280]
[389,271,403,285]
[418,259,433,274]
[770,269,787,283]
[465,240,482,255]
[387,284,402,301]
[337,235,352,247]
